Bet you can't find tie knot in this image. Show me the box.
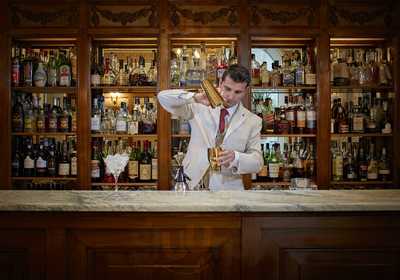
[220,108,229,117]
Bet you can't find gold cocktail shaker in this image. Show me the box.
[200,79,227,108]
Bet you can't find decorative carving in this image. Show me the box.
[90,5,158,27]
[250,5,316,26]
[328,1,394,27]
[10,4,78,26]
[169,3,238,26]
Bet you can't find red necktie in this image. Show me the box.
[219,108,229,134]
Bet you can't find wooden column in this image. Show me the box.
[0,0,11,188]
[393,35,400,186]
[158,0,172,190]
[77,1,91,189]
[316,0,331,187]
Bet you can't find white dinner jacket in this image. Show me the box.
[158,89,263,190]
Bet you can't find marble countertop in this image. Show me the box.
[0,190,400,212]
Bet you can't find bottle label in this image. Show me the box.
[140,164,151,180]
[91,74,100,86]
[12,65,20,85]
[116,120,127,132]
[379,169,390,175]
[367,172,378,180]
[36,157,47,169]
[91,160,100,178]
[296,111,306,128]
[286,110,295,122]
[60,118,69,130]
[268,163,280,178]
[305,73,316,85]
[353,117,364,132]
[334,157,343,176]
[24,156,34,169]
[91,117,100,131]
[128,161,139,179]
[71,158,77,176]
[24,117,32,130]
[37,119,45,131]
[48,69,58,86]
[258,165,268,177]
[34,69,47,87]
[58,163,70,176]
[306,111,316,128]
[339,123,349,133]
[72,115,77,132]
[152,159,158,180]
[128,122,139,135]
[24,63,33,85]
[347,171,356,179]
[251,69,260,85]
[59,65,71,86]
[49,118,58,130]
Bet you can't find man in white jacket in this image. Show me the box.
[158,65,263,190]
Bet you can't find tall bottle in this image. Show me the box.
[306,94,316,134]
[139,140,152,181]
[268,144,280,181]
[23,49,33,86]
[47,144,57,177]
[151,141,158,181]
[36,143,48,177]
[332,141,343,181]
[23,142,35,177]
[58,141,70,177]
[91,97,101,133]
[12,96,24,132]
[59,50,72,87]
[251,54,261,86]
[91,143,101,182]
[367,141,378,181]
[116,102,128,134]
[378,147,391,181]
[257,143,269,181]
[11,47,20,87]
[128,142,140,183]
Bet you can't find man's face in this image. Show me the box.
[219,75,248,108]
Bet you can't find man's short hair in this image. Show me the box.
[221,64,251,86]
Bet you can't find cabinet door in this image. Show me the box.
[0,230,46,280]
[242,215,400,280]
[67,214,241,280]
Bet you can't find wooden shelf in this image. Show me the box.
[12,86,77,94]
[330,181,393,185]
[91,133,157,139]
[252,86,317,90]
[252,181,291,186]
[91,86,157,93]
[172,134,191,138]
[261,134,316,138]
[170,85,201,91]
[331,85,394,91]
[331,133,392,138]
[12,132,76,137]
[92,182,157,186]
[12,177,77,181]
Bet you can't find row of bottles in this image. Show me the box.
[331,138,391,182]
[12,137,77,178]
[91,139,157,183]
[12,92,77,133]
[331,91,393,134]
[251,47,316,87]
[91,95,157,135]
[170,42,237,87]
[254,139,316,182]
[330,47,393,87]
[253,92,316,134]
[15,181,71,190]
[11,47,76,87]
[91,49,157,87]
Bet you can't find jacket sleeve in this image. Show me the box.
[232,117,263,175]
[157,89,196,120]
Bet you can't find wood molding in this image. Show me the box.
[169,3,238,26]
[90,4,158,27]
[250,5,316,26]
[10,4,78,27]
[328,1,394,27]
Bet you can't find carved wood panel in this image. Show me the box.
[242,215,400,280]
[9,3,79,28]
[249,1,319,28]
[67,217,241,280]
[168,1,239,28]
[0,230,46,280]
[328,0,396,28]
[89,4,158,28]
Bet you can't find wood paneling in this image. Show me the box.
[242,214,400,280]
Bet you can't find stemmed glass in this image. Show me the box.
[104,153,129,191]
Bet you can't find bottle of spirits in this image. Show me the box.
[91,98,101,133]
[170,58,180,87]
[251,54,261,86]
[216,47,228,86]
[23,142,35,177]
[35,143,48,177]
[367,141,378,181]
[147,52,157,86]
[257,144,269,181]
[127,142,140,182]
[58,140,70,177]
[282,54,295,87]
[294,50,305,86]
[11,138,22,177]
[260,62,270,87]
[305,47,316,86]
[23,49,33,86]
[381,100,392,134]
[344,142,357,181]
[332,141,343,181]
[59,51,72,87]
[296,98,306,134]
[286,95,295,134]
[12,95,24,132]
[70,143,77,177]
[263,98,275,133]
[151,141,158,181]
[306,94,316,134]
[137,56,148,86]
[268,144,280,181]
[11,47,20,87]
[91,50,102,87]
[102,57,113,86]
[378,147,391,181]
[352,98,365,133]
[117,59,129,86]
[139,140,152,182]
[58,96,70,132]
[270,61,282,87]
[116,102,128,134]
[47,144,57,177]
[357,146,368,182]
[47,50,58,87]
[91,143,101,182]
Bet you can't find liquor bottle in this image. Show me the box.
[170,58,180,87]
[286,95,295,134]
[91,50,102,87]
[147,52,157,86]
[58,140,70,177]
[102,57,113,86]
[12,138,22,177]
[305,47,316,86]
[260,62,270,87]
[306,94,316,134]
[333,49,350,86]
[151,141,158,181]
[282,54,295,86]
[381,100,392,134]
[378,147,391,181]
[296,98,306,134]
[23,142,35,177]
[47,50,58,87]
[251,54,261,86]
[282,143,292,182]
[70,98,77,133]
[128,142,140,182]
[91,143,101,182]
[276,106,289,134]
[139,140,152,181]
[48,98,59,133]
[216,47,228,86]
[137,56,148,86]
[59,50,72,87]
[332,141,343,181]
[367,141,378,181]
[12,95,24,132]
[23,98,34,133]
[294,50,305,86]
[91,98,101,133]
[33,61,47,87]
[69,48,78,86]
[47,144,57,177]
[268,144,280,181]
[263,98,275,133]
[270,61,282,87]
[58,95,70,132]
[306,143,316,178]
[357,146,368,182]
[257,143,268,181]
[23,49,33,86]
[335,99,348,133]
[351,98,365,133]
[35,143,48,177]
[11,47,20,87]
[116,102,128,134]
[344,142,357,181]
[70,141,77,177]
[116,59,128,86]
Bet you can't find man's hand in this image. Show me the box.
[193,90,210,106]
[218,150,235,168]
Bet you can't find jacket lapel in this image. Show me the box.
[223,103,246,141]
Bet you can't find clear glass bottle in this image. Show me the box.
[91,97,101,133]
[367,141,378,181]
[251,54,261,86]
[378,147,391,181]
[116,102,128,134]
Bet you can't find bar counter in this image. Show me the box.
[1,190,400,279]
